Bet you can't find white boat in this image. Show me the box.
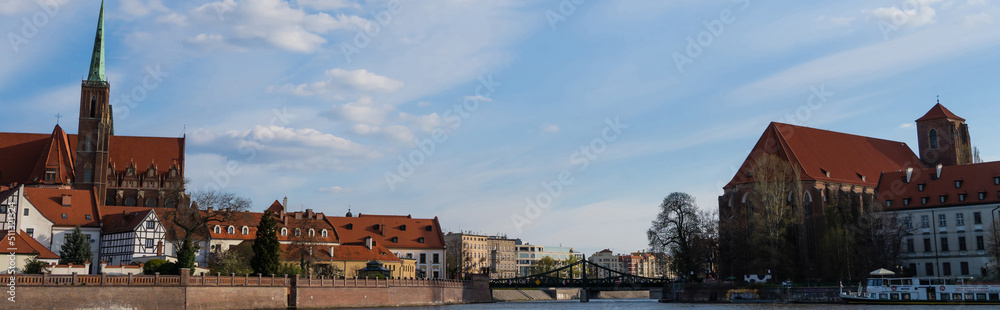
[840,275,1000,305]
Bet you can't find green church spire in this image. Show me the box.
[87,0,106,82]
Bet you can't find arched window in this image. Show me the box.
[242,226,249,235]
[321,229,328,238]
[145,198,156,208]
[227,226,235,234]
[165,198,176,208]
[294,228,301,237]
[929,129,939,149]
[308,229,315,237]
[124,197,136,206]
[90,96,97,117]
[213,225,222,234]
[280,228,287,236]
[803,191,814,217]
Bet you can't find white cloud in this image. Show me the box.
[462,95,494,103]
[899,123,915,129]
[191,125,376,159]
[190,0,369,53]
[269,68,403,96]
[864,0,942,28]
[330,95,394,124]
[120,0,169,18]
[318,186,353,193]
[155,13,188,26]
[297,0,360,11]
[540,123,560,132]
[399,112,442,133]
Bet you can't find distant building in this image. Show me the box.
[326,212,446,278]
[588,249,668,279]
[1,229,60,274]
[514,242,581,277]
[99,206,167,266]
[443,233,517,279]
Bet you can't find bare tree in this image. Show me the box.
[648,192,712,281]
[165,190,252,271]
[746,154,802,278]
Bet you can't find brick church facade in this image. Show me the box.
[718,103,974,279]
[0,3,187,208]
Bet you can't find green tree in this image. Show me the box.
[23,255,48,274]
[528,256,559,275]
[251,211,281,275]
[166,190,251,274]
[561,255,581,278]
[143,259,168,275]
[59,226,93,265]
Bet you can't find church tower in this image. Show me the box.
[75,1,112,205]
[915,102,971,167]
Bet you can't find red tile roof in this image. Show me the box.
[726,122,922,188]
[0,126,184,184]
[3,229,60,259]
[207,210,339,243]
[325,214,445,250]
[28,125,75,183]
[916,103,964,122]
[878,161,1000,210]
[100,206,156,234]
[24,187,101,227]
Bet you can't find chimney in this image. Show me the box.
[329,247,335,258]
[61,194,72,207]
[306,209,314,218]
[365,237,373,250]
[283,196,288,209]
[295,212,303,220]
[905,167,913,183]
[936,164,943,179]
[207,207,213,212]
[157,241,163,256]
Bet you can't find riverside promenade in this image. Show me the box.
[6,269,492,309]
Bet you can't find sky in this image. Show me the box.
[3,0,1000,256]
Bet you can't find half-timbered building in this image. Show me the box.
[99,206,166,266]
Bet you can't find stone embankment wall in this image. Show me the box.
[7,271,491,309]
[659,286,849,303]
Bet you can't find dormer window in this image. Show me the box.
[921,197,929,204]
[958,194,966,202]
[227,226,235,234]
[242,226,249,235]
[294,228,301,237]
[903,198,911,206]
[995,177,999,185]
[280,228,287,236]
[374,224,380,230]
[400,225,406,231]
[918,184,925,191]
[417,237,425,244]
[425,225,433,232]
[308,229,315,237]
[61,213,67,219]
[939,195,946,203]
[321,229,328,238]
[391,237,399,243]
[955,180,963,188]
[979,192,986,200]
[213,225,221,234]
[346,223,353,230]
[886,200,893,207]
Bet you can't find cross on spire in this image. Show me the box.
[55,113,62,124]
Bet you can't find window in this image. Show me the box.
[391,237,398,243]
[280,228,287,236]
[294,228,301,237]
[308,229,315,237]
[921,215,930,228]
[961,262,970,275]
[886,200,893,207]
[146,239,154,248]
[943,262,952,276]
[145,198,156,208]
[955,180,963,188]
[417,237,424,243]
[26,228,33,237]
[959,194,966,202]
[85,214,91,220]
[940,195,947,203]
[61,213,67,219]
[420,253,427,264]
[929,129,938,149]
[433,253,440,264]
[918,184,925,191]
[0,205,5,213]
[214,225,221,234]
[941,237,949,251]
[146,220,155,229]
[124,197,136,206]
[227,226,235,234]
[907,239,915,253]
[922,197,929,204]
[24,208,29,216]
[924,238,932,252]
[321,229,328,237]
[242,226,249,235]
[977,236,985,250]
[925,263,934,276]
[904,198,912,206]
[957,213,965,226]
[346,224,353,230]
[425,225,433,232]
[980,192,987,200]
[974,212,983,225]
[995,177,1000,185]
[400,225,406,231]
[939,214,947,227]
[959,236,967,251]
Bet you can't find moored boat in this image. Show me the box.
[840,275,1000,304]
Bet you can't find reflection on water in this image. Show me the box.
[345,298,999,309]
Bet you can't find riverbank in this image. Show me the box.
[659,285,849,303]
[491,288,650,301]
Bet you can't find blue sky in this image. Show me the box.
[4,0,1000,255]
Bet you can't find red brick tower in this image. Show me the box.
[915,102,971,167]
[75,1,112,205]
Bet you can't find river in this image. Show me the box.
[348,299,998,309]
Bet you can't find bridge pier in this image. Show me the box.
[580,289,589,302]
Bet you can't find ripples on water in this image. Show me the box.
[346,298,999,309]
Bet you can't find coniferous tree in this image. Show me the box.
[252,211,281,275]
[59,226,93,265]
